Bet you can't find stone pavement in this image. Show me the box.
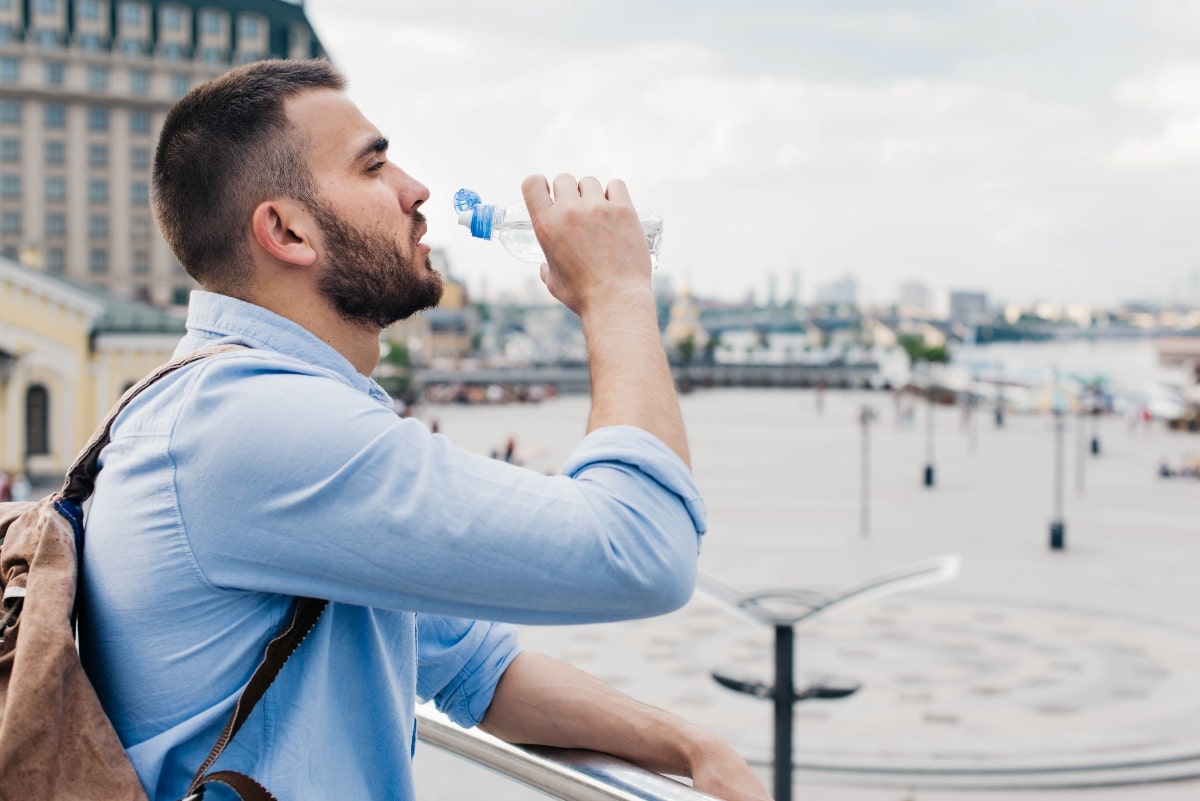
[413,388,1200,800]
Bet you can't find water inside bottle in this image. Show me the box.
[499,219,663,269]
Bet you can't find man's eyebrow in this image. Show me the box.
[353,136,389,163]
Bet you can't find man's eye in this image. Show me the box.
[368,160,386,172]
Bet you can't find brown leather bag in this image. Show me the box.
[0,346,325,801]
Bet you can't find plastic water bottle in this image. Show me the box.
[454,188,663,267]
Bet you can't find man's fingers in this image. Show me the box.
[578,176,603,199]
[604,178,632,205]
[552,173,580,202]
[521,175,553,216]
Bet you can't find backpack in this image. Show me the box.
[0,345,326,801]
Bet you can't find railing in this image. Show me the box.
[415,705,720,801]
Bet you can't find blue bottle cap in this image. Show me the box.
[453,188,482,213]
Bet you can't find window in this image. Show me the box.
[132,214,151,240]
[0,138,18,162]
[202,47,224,65]
[130,109,150,135]
[0,0,11,10]
[36,0,57,15]
[79,33,101,52]
[122,39,144,58]
[201,11,221,35]
[0,26,14,44]
[131,146,150,169]
[87,65,108,91]
[121,2,143,26]
[43,61,63,85]
[130,69,149,95]
[88,213,108,238]
[44,140,64,165]
[163,42,184,60]
[44,103,65,127]
[170,73,189,96]
[88,143,108,167]
[0,100,20,125]
[239,16,260,40]
[45,212,65,237]
[26,385,50,456]
[171,286,190,306]
[1,57,19,83]
[45,176,65,202]
[161,6,182,31]
[1,174,20,199]
[130,181,149,204]
[87,107,108,131]
[46,248,64,274]
[1,210,20,235]
[78,0,100,21]
[88,178,108,202]
[35,29,59,48]
[133,250,149,275]
[89,247,108,274]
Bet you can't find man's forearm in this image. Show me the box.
[583,289,691,467]
[479,652,771,800]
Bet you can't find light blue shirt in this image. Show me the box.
[79,291,706,801]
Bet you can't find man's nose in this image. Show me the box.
[396,170,430,213]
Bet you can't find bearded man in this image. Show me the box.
[79,59,769,801]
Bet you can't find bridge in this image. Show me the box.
[414,362,883,395]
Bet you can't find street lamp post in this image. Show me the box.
[701,556,960,801]
[923,366,936,488]
[860,404,874,537]
[1050,410,1066,549]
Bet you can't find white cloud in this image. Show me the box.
[1108,62,1200,170]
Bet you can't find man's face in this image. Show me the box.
[285,89,443,327]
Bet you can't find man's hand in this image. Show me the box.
[521,174,652,318]
[521,174,690,466]
[480,652,772,801]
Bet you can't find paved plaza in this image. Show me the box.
[413,387,1200,800]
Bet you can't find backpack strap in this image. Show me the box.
[184,596,328,801]
[60,344,248,504]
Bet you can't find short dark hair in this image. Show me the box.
[152,58,346,293]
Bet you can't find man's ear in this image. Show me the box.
[251,199,318,267]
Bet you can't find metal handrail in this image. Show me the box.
[415,705,721,801]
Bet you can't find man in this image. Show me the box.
[79,59,770,801]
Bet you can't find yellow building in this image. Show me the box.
[0,254,183,480]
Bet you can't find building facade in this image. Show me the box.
[0,0,323,306]
[0,254,184,479]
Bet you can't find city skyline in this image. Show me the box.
[305,0,1200,309]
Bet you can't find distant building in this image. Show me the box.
[0,0,325,307]
[948,290,989,321]
[816,275,858,307]
[898,280,933,317]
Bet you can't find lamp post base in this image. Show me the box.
[1049,520,1066,550]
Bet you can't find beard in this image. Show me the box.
[311,201,444,329]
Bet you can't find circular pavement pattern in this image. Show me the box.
[516,595,1200,789]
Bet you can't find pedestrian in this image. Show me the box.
[79,59,767,801]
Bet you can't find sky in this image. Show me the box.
[303,0,1200,309]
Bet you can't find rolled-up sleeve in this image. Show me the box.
[415,615,522,728]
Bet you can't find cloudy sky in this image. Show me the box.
[303,0,1200,309]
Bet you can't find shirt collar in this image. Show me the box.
[178,290,394,406]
